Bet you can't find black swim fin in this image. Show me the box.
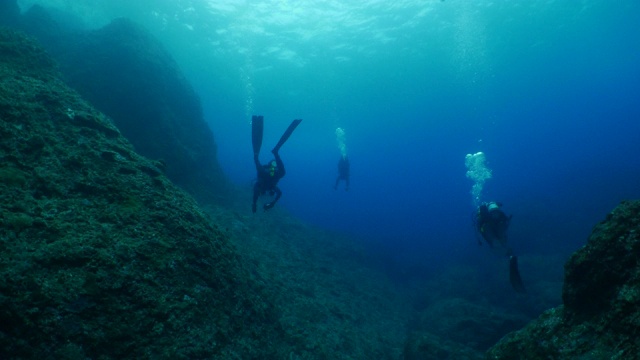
[509,256,526,293]
[272,119,302,153]
[252,115,264,155]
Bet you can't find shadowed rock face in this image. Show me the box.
[0,28,285,359]
[563,201,640,319]
[61,18,228,200]
[487,200,640,359]
[2,3,230,206]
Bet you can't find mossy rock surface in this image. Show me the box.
[0,28,285,359]
[1,22,414,359]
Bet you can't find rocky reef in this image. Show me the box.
[0,28,285,358]
[487,200,640,359]
[400,261,547,360]
[4,2,637,359]
[0,6,415,357]
[0,22,412,359]
[7,3,230,206]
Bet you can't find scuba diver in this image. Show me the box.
[475,201,526,293]
[476,201,511,250]
[251,115,302,213]
[334,155,350,191]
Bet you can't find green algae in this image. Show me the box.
[0,28,285,359]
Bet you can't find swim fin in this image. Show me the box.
[252,115,264,155]
[509,256,526,293]
[272,119,302,153]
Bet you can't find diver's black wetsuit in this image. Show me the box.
[334,156,350,190]
[476,203,510,248]
[252,150,285,213]
[476,202,524,292]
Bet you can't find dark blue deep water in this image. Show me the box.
[20,0,640,270]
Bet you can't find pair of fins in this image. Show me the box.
[509,255,526,293]
[252,115,302,155]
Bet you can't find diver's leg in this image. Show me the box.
[272,119,302,153]
[252,115,264,156]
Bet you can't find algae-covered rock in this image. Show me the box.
[418,297,529,351]
[61,18,229,202]
[0,28,285,359]
[404,331,483,360]
[402,296,529,359]
[0,23,57,79]
[562,201,640,320]
[4,5,230,206]
[486,200,640,359]
[1,11,415,357]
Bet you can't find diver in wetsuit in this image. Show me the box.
[334,155,350,191]
[476,201,511,250]
[252,149,285,213]
[475,201,526,293]
[251,115,301,213]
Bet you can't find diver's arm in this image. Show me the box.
[263,186,282,211]
[272,186,282,204]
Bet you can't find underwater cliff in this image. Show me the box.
[9,3,231,206]
[0,27,287,358]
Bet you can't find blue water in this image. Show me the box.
[20,0,640,267]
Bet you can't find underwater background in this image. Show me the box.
[6,0,640,357]
[18,0,638,271]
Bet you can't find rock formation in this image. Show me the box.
[487,200,640,359]
[0,27,285,359]
[4,3,230,206]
